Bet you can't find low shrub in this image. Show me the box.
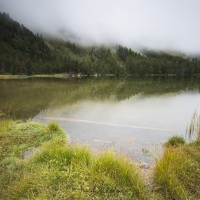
[165,135,186,147]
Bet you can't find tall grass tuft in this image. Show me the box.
[47,121,67,138]
[154,112,200,199]
[93,150,147,199]
[154,148,189,199]
[186,110,200,140]
[33,139,92,167]
[165,135,186,147]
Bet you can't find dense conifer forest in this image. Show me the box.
[1,12,200,77]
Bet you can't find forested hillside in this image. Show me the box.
[0,12,200,77]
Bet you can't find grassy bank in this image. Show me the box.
[154,113,200,200]
[0,119,151,199]
[154,141,200,199]
[0,74,70,80]
[0,119,199,199]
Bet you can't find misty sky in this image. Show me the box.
[0,0,200,53]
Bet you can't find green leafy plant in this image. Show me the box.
[165,135,186,147]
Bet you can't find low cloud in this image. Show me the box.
[0,0,200,54]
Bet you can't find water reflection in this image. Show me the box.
[0,77,200,163]
[34,91,200,163]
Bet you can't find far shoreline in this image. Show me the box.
[1,73,200,80]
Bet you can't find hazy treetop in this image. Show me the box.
[0,0,200,54]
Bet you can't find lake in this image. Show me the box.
[1,77,200,163]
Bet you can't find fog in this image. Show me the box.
[1,0,200,53]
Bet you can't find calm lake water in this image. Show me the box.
[1,77,200,163]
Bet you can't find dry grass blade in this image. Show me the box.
[186,110,200,140]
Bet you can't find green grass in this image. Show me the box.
[0,74,71,80]
[0,120,66,198]
[0,119,150,199]
[154,113,200,200]
[164,135,186,147]
[154,142,200,200]
[0,74,29,79]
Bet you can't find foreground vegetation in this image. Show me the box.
[0,120,151,199]
[154,141,200,199]
[0,117,199,199]
[154,114,200,200]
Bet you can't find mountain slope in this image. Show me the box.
[0,12,200,77]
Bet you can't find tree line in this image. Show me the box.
[0,12,200,77]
